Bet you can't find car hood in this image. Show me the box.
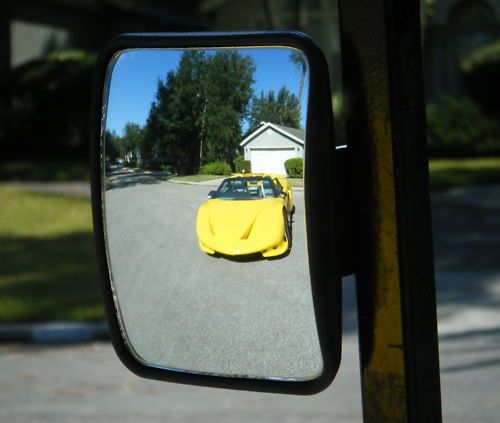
[196,198,285,255]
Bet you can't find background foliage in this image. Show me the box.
[247,87,301,132]
[199,161,232,175]
[461,39,500,117]
[427,97,500,157]
[6,50,96,159]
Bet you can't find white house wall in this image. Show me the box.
[243,128,304,154]
[243,127,304,174]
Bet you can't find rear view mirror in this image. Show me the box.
[91,32,340,395]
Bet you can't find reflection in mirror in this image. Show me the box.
[102,47,322,381]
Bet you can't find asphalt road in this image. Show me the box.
[432,184,500,271]
[0,330,362,423]
[104,171,322,381]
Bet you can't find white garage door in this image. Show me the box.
[250,149,296,174]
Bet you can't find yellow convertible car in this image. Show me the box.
[196,173,295,258]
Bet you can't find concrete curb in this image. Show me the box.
[0,322,109,344]
[168,179,304,191]
[168,179,209,186]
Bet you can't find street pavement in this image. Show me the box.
[104,171,321,380]
[432,184,500,423]
[0,277,362,423]
[0,181,499,422]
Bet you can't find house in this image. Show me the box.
[240,122,305,175]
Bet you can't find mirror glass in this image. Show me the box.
[101,47,322,381]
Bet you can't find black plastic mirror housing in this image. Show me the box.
[91,31,341,395]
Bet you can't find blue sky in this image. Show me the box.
[105,47,309,136]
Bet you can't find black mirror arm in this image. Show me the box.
[333,145,355,277]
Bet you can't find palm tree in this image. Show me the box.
[290,50,307,114]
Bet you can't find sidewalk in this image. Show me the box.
[0,322,108,343]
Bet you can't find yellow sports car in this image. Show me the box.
[196,173,295,258]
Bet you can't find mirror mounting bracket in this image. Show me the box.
[334,145,355,277]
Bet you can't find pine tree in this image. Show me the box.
[142,49,255,172]
[202,50,255,164]
[248,86,301,131]
[120,122,143,164]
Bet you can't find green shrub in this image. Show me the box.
[462,39,500,115]
[144,162,161,171]
[426,97,500,157]
[160,164,176,174]
[199,161,232,175]
[234,156,251,173]
[284,158,303,178]
[241,160,251,173]
[125,158,137,168]
[234,155,244,171]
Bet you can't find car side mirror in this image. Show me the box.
[91,31,341,395]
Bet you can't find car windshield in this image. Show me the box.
[214,177,277,200]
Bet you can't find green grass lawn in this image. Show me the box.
[287,178,303,187]
[288,158,500,190]
[0,187,103,322]
[0,161,90,181]
[285,158,500,190]
[429,158,500,191]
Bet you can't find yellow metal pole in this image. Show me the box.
[339,0,441,421]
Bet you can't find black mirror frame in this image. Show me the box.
[90,31,341,395]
